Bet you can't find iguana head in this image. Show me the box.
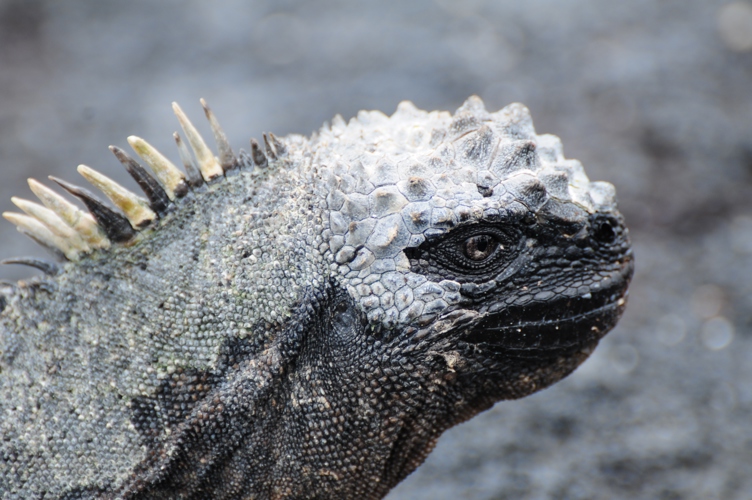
[310,96,633,407]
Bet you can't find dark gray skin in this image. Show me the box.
[0,97,633,499]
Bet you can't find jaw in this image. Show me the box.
[461,261,633,363]
[467,290,628,358]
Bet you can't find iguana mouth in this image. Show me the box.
[464,261,633,356]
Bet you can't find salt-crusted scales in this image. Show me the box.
[303,97,615,327]
[0,96,632,499]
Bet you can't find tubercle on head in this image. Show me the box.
[318,96,617,218]
[321,96,619,247]
[1,99,283,277]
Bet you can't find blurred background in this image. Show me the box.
[1,0,751,498]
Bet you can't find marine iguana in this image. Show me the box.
[0,96,633,499]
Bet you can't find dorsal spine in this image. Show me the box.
[1,100,272,270]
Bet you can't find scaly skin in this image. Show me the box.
[0,96,633,499]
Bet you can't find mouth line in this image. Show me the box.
[500,298,623,330]
[463,283,629,355]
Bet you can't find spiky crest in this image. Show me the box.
[2,96,604,281]
[1,100,274,274]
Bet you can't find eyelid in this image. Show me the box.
[404,224,522,280]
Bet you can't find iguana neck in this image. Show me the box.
[128,307,467,500]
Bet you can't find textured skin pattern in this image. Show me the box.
[0,97,633,499]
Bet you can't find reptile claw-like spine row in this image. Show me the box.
[2,99,280,274]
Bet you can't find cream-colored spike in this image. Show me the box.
[77,165,156,229]
[171,102,223,181]
[127,135,187,200]
[10,197,90,252]
[173,132,204,187]
[28,178,110,249]
[2,212,81,261]
[200,98,236,169]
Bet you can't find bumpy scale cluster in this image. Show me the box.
[308,96,618,328]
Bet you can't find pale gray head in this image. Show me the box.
[305,96,633,396]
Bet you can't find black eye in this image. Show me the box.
[403,224,520,281]
[462,234,500,261]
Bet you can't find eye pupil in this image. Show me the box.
[463,234,499,261]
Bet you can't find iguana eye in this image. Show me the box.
[403,224,521,281]
[462,234,500,261]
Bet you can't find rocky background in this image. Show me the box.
[1,1,751,498]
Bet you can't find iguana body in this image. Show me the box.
[0,97,633,499]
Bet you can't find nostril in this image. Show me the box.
[593,218,617,244]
